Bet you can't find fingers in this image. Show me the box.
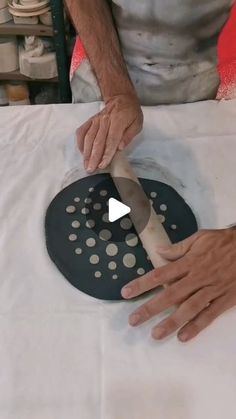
[157,231,204,261]
[127,275,198,327]
[87,115,110,173]
[99,118,124,169]
[151,286,216,340]
[121,260,188,300]
[76,119,93,154]
[83,118,100,170]
[177,293,234,342]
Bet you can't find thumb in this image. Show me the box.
[157,231,203,261]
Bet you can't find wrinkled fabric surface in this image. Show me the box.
[1,101,236,419]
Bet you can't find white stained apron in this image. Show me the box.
[71,0,232,105]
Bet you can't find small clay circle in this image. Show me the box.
[89,187,94,193]
[120,218,132,230]
[112,274,118,280]
[99,229,112,241]
[100,190,108,197]
[69,234,77,242]
[108,261,117,270]
[84,197,92,204]
[72,220,80,229]
[102,213,109,223]
[95,271,102,278]
[66,205,76,214]
[106,244,118,257]
[90,254,100,265]
[126,233,138,247]
[86,238,96,248]
[74,197,80,203]
[123,253,136,268]
[137,268,145,275]
[150,192,157,199]
[158,214,165,223]
[160,204,167,212]
[81,208,89,215]
[75,248,82,255]
[86,219,95,229]
[93,203,102,211]
[171,224,177,230]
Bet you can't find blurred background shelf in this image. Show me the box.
[0,0,71,103]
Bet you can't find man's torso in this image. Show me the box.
[110,0,232,104]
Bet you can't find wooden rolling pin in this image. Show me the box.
[110,151,171,269]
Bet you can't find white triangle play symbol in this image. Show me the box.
[108,198,131,223]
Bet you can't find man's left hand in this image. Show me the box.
[121,229,236,342]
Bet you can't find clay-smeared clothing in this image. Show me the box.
[71,0,232,105]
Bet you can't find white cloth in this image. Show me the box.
[0,100,236,419]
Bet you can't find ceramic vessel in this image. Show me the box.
[39,10,52,26]
[0,0,8,9]
[13,14,38,23]
[11,0,49,11]
[0,37,18,72]
[0,6,12,23]
[8,5,50,17]
[6,81,29,101]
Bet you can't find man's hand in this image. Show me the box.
[76,94,143,172]
[121,229,236,342]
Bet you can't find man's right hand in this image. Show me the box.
[76,94,143,173]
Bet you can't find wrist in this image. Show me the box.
[101,76,138,102]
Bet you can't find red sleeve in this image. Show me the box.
[217,2,236,99]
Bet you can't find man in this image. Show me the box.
[65,0,236,342]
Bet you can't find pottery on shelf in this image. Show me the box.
[13,14,38,23]
[6,81,29,103]
[9,6,50,17]
[8,0,50,17]
[0,0,8,9]
[8,5,50,17]
[11,0,49,11]
[0,5,12,23]
[39,10,52,26]
[19,45,57,79]
[0,37,18,72]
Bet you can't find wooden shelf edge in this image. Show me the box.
[0,70,58,82]
[0,21,53,37]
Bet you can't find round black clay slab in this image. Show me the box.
[45,174,198,301]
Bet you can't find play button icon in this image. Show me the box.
[84,175,151,242]
[108,198,131,223]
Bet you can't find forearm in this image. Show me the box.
[65,0,137,100]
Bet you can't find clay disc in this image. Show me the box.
[45,174,198,301]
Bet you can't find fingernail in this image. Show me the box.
[152,327,166,340]
[178,332,188,342]
[99,163,107,170]
[122,287,132,298]
[87,166,94,173]
[129,313,141,326]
